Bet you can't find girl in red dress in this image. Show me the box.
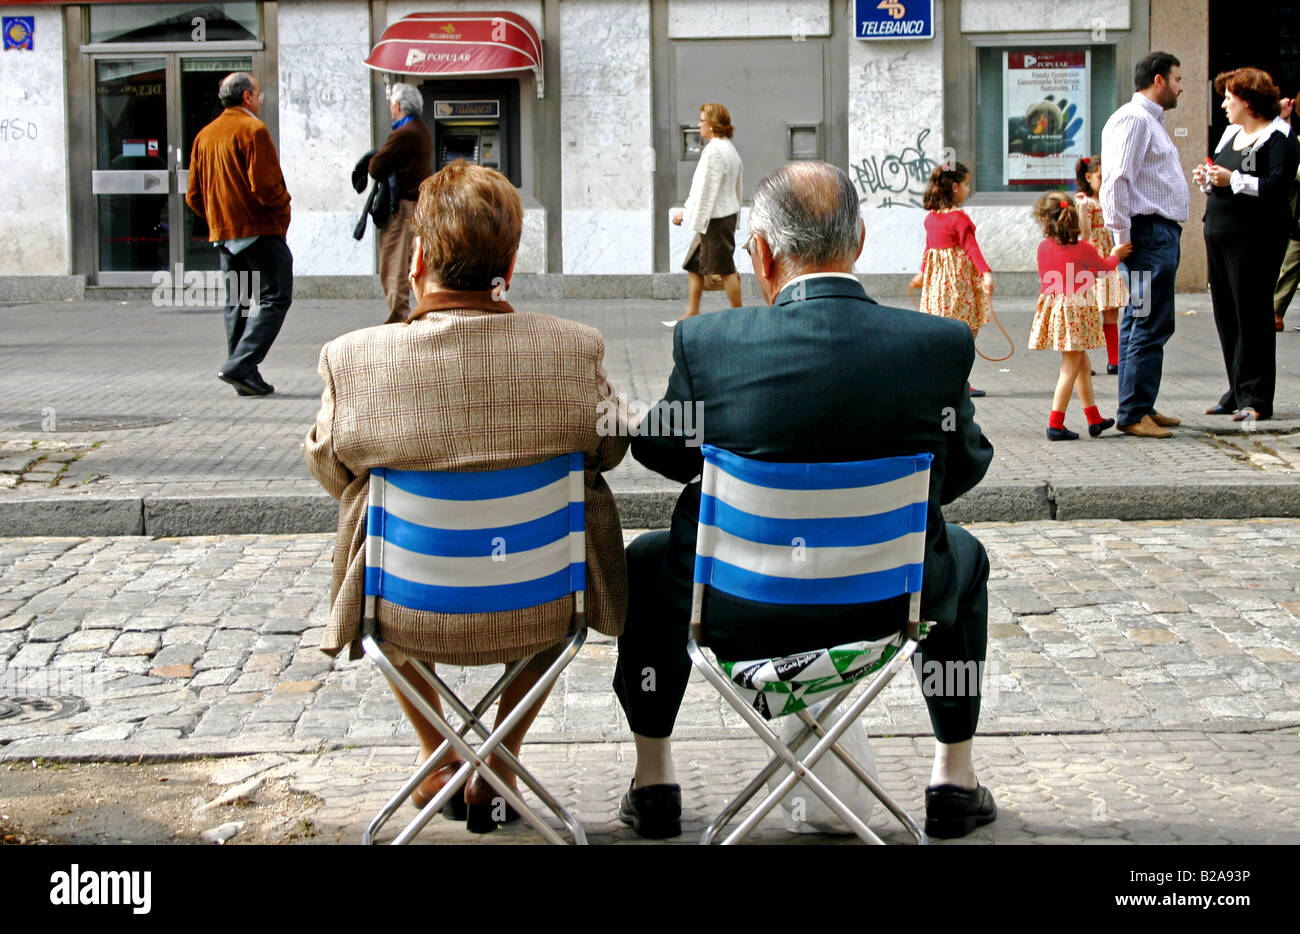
[1074,155,1129,374]
[910,163,994,396]
[1028,192,1131,440]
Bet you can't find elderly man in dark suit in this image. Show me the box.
[613,161,996,840]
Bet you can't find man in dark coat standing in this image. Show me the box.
[371,82,433,323]
[612,162,997,840]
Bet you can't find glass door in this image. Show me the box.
[91,53,253,284]
[92,57,170,282]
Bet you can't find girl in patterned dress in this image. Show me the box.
[1029,192,1132,440]
[1074,155,1130,374]
[910,163,994,396]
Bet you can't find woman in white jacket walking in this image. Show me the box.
[671,103,743,323]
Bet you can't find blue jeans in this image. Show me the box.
[1116,215,1181,425]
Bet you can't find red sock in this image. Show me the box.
[1084,405,1104,425]
[1103,323,1119,365]
[1049,410,1066,429]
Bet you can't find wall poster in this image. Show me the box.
[1003,50,1089,187]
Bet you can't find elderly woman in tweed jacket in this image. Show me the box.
[305,160,628,825]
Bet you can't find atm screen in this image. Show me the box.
[440,134,479,166]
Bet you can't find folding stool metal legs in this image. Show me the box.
[361,625,589,845]
[695,682,856,845]
[362,656,528,845]
[688,632,929,845]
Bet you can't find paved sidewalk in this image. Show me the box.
[4,294,1300,536]
[2,522,1298,843]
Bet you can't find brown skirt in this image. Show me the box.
[683,213,739,276]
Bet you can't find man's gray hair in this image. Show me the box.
[748,162,861,269]
[218,72,256,109]
[390,83,424,117]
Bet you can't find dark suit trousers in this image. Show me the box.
[1116,215,1180,426]
[612,525,990,744]
[1208,232,1287,418]
[220,235,294,378]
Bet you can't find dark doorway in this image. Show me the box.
[1208,1,1300,149]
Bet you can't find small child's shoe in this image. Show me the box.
[1088,417,1115,438]
[1047,426,1079,441]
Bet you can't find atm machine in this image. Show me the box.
[422,81,519,186]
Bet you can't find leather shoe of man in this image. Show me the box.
[248,372,275,395]
[1117,415,1172,438]
[925,783,997,839]
[618,780,681,839]
[218,371,270,396]
[1149,411,1180,427]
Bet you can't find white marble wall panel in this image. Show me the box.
[966,206,1039,271]
[0,7,68,276]
[560,0,652,273]
[851,206,1040,275]
[856,207,927,275]
[847,1,945,212]
[668,0,829,38]
[292,212,376,275]
[961,0,1129,33]
[385,0,544,37]
[563,211,652,275]
[516,205,547,274]
[278,0,374,275]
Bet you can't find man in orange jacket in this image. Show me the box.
[186,72,292,397]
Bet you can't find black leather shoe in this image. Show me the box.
[248,373,275,395]
[410,763,468,821]
[925,783,997,839]
[1047,426,1078,441]
[218,371,270,396]
[1106,363,1119,375]
[464,773,521,834]
[1088,417,1115,438]
[618,780,682,839]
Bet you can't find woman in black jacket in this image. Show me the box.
[1196,68,1300,420]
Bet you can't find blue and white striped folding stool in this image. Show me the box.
[359,452,588,845]
[686,444,935,845]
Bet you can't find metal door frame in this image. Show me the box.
[67,3,273,287]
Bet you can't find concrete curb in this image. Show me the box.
[0,494,145,536]
[9,481,1300,536]
[143,493,340,537]
[1052,482,1300,520]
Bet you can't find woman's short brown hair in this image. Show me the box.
[700,102,734,139]
[1213,67,1281,120]
[1033,191,1081,245]
[410,160,522,290]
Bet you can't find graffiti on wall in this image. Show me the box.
[853,128,949,208]
[0,117,37,142]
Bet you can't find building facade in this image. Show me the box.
[1,0,1295,299]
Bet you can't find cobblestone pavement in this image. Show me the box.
[3,295,1300,526]
[2,522,1298,843]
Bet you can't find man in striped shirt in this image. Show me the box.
[1101,51,1188,438]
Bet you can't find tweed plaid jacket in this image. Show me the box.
[305,290,629,664]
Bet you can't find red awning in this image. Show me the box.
[365,11,544,97]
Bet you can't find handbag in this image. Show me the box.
[766,700,877,834]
